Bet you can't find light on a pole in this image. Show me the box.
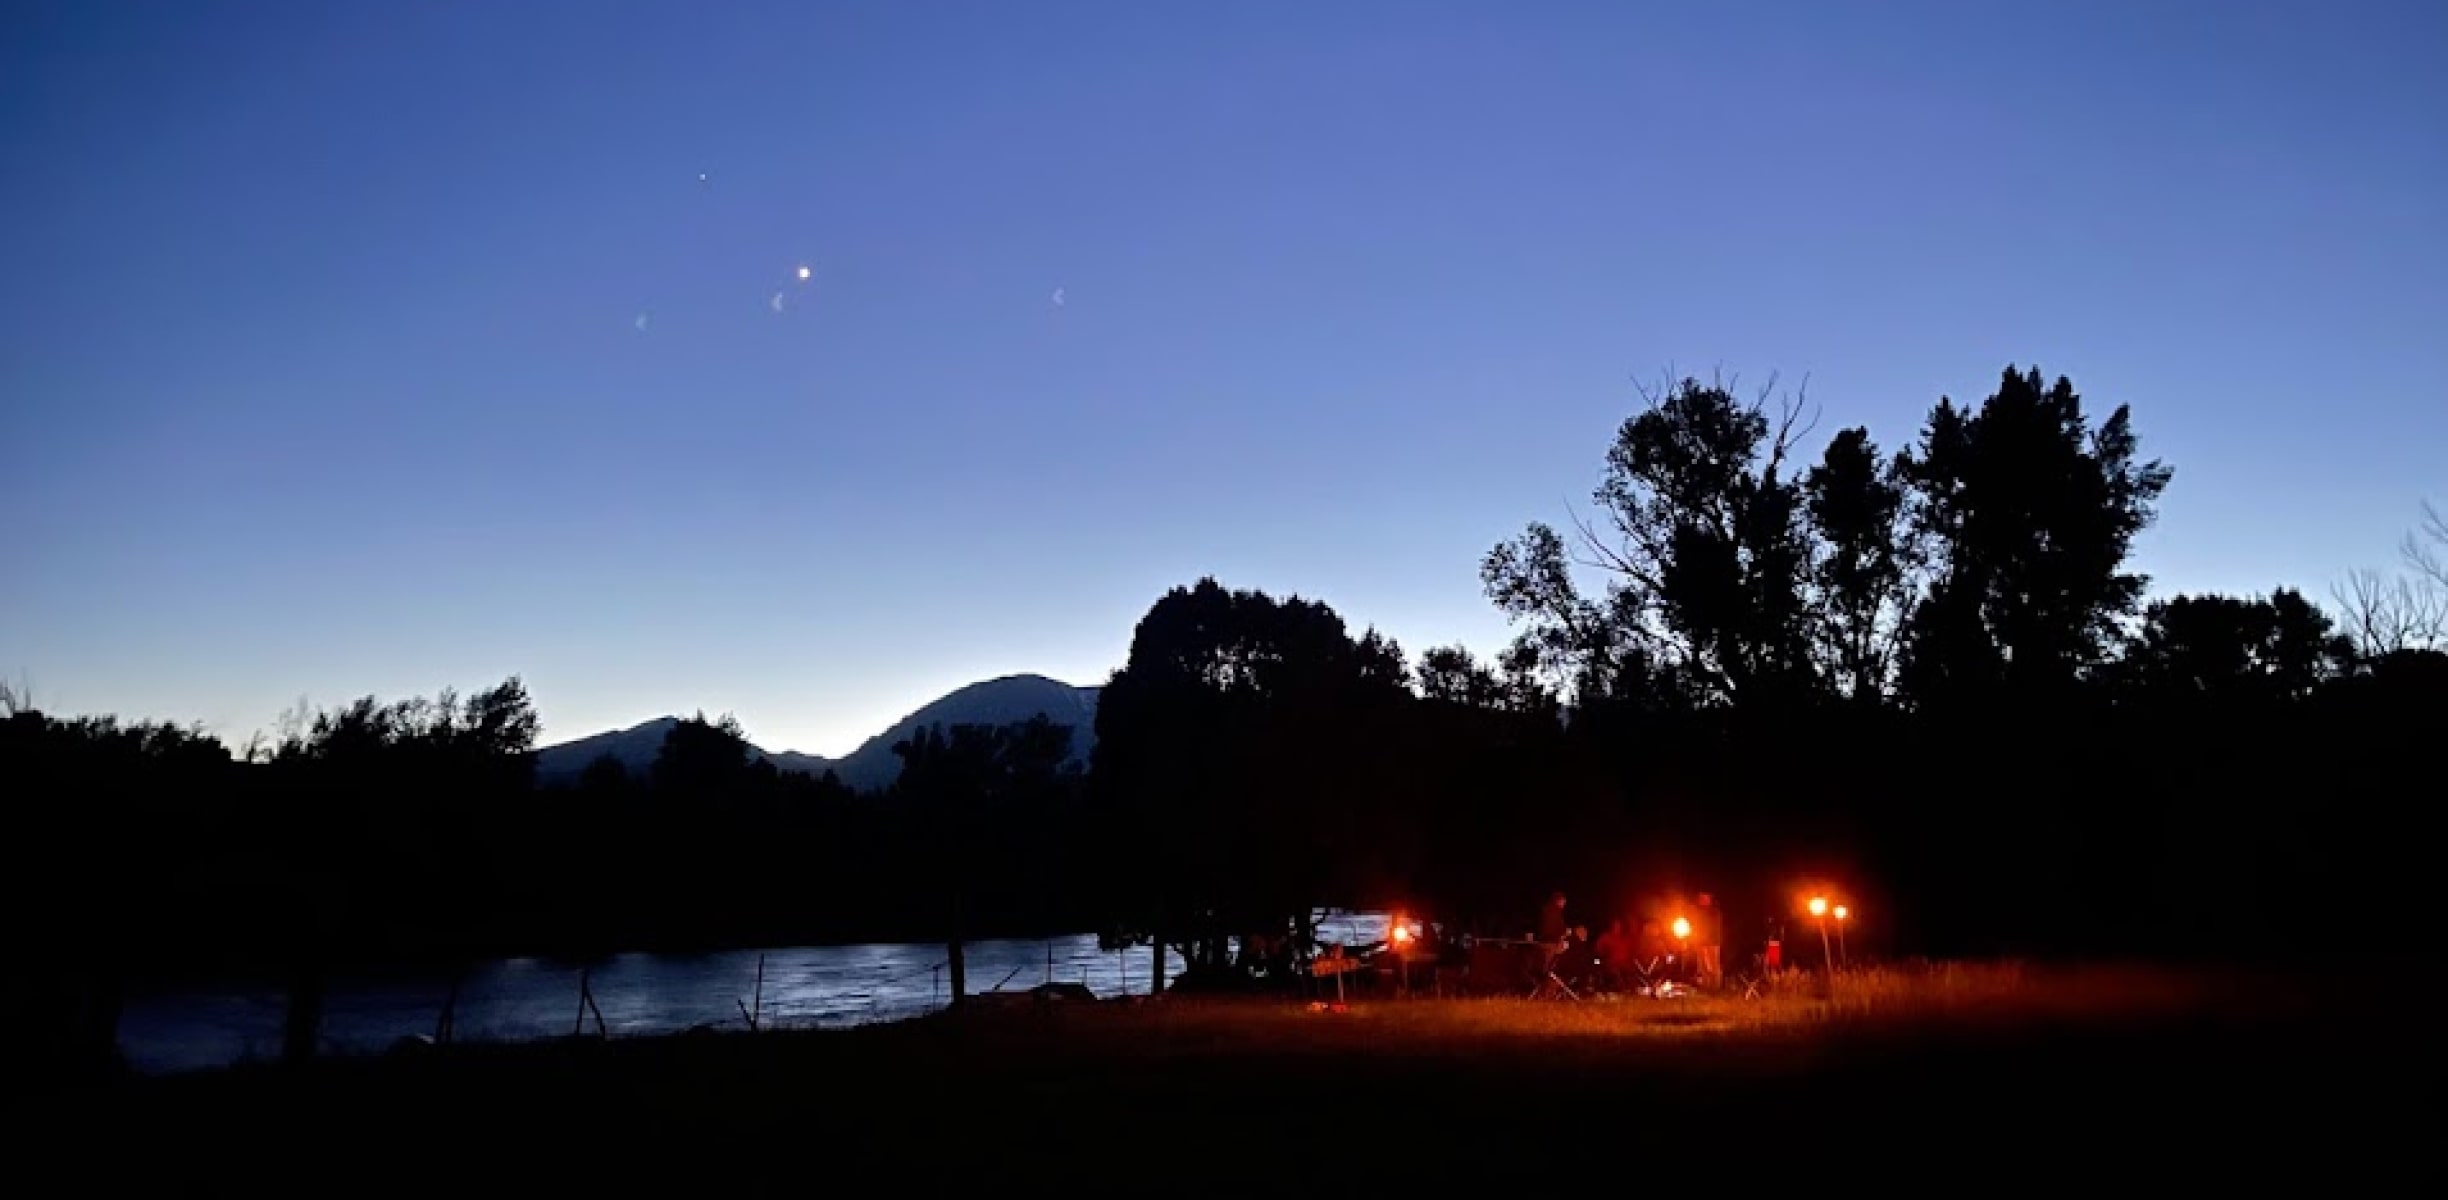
[1671,916,1692,941]
[1833,904,1850,921]
[1807,895,1828,918]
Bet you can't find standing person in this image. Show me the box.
[1536,891,1569,945]
[1693,892,1724,990]
[1533,891,1570,989]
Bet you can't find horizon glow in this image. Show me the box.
[4,1,2441,755]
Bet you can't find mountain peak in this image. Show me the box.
[532,675,1102,792]
[820,674,1100,792]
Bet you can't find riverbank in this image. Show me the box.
[45,963,2394,1188]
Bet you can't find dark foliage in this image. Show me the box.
[6,361,2439,1075]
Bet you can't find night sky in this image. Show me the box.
[5,0,2441,753]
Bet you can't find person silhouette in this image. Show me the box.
[1693,892,1724,989]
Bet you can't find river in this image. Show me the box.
[117,913,1392,1074]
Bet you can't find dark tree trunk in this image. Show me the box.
[946,888,967,1006]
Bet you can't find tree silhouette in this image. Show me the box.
[1899,367,2171,705]
[892,716,1080,1001]
[11,357,2439,1065]
[651,712,754,794]
[254,677,543,1062]
[1804,426,1919,702]
[1091,578,1413,983]
[1414,644,1557,717]
[2333,501,2447,657]
[1484,374,1819,709]
[2110,589,2353,704]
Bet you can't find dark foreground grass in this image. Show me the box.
[31,964,2408,1190]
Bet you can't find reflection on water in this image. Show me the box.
[118,913,1390,1075]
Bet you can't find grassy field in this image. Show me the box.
[39,962,2402,1188]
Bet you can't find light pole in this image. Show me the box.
[1832,904,1851,969]
[1807,896,1834,980]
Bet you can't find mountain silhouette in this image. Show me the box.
[531,716,688,783]
[532,673,1101,793]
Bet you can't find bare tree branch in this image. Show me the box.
[2405,499,2447,592]
[1758,372,1822,480]
[2332,566,2446,658]
[1564,500,1659,591]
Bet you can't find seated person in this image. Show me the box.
[1562,924,1597,987]
[1594,919,1637,989]
[1636,918,1669,964]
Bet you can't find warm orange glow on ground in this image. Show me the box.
[999,964,2223,1049]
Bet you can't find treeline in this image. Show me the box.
[2,680,1110,1076]
[6,363,2443,1064]
[0,687,1102,981]
[1086,367,2444,977]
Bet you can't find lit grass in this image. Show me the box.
[914,960,2242,1060]
[46,959,2379,1186]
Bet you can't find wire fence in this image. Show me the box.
[117,915,1394,1073]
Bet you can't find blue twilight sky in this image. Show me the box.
[3,0,2442,755]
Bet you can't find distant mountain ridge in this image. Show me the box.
[532,674,1102,794]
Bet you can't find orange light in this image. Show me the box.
[1833,904,1850,921]
[1391,923,1412,944]
[1807,896,1828,918]
[1670,916,1691,941]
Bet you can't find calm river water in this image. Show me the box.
[119,913,1392,1074]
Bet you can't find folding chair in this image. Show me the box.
[1527,942,1580,1001]
[1629,955,1663,992]
[1734,952,1766,1000]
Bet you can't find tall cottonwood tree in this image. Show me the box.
[1483,375,1819,709]
[1898,367,2171,705]
[1089,578,1410,982]
[1804,426,1919,702]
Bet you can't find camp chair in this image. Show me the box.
[1625,955,1659,991]
[1527,941,1580,1001]
[1734,951,1766,1000]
